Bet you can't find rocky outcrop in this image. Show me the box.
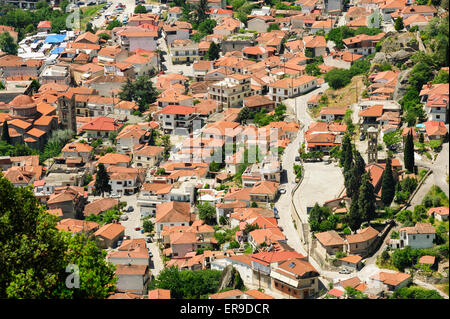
[218,265,244,291]
[393,68,413,101]
[373,50,414,65]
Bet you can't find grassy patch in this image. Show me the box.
[80,4,104,29]
[435,283,449,295]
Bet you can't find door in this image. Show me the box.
[303,290,309,299]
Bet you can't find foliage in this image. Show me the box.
[1,121,11,144]
[134,4,147,13]
[98,32,111,41]
[305,63,321,76]
[394,17,404,31]
[381,157,396,207]
[86,208,121,226]
[383,130,401,148]
[205,41,220,60]
[119,76,158,112]
[324,68,352,89]
[0,31,18,55]
[143,218,154,233]
[432,70,449,84]
[422,185,449,208]
[358,173,377,223]
[392,286,443,299]
[267,23,280,32]
[106,19,122,30]
[404,130,415,173]
[345,286,368,299]
[0,175,116,298]
[197,203,217,225]
[93,163,111,197]
[309,203,338,232]
[151,267,222,299]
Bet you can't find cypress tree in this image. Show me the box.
[206,42,220,61]
[358,173,377,223]
[344,150,366,198]
[404,130,414,173]
[339,133,352,170]
[347,194,362,231]
[94,163,111,197]
[381,156,396,207]
[1,120,11,144]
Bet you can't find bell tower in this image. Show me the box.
[367,126,378,163]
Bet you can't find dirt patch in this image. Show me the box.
[313,76,365,118]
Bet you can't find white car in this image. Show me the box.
[279,188,286,194]
[339,268,351,274]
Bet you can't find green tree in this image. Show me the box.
[0,175,116,298]
[347,194,362,231]
[98,32,111,41]
[143,219,154,233]
[85,22,94,33]
[392,286,443,299]
[394,17,404,31]
[94,163,111,197]
[1,121,11,145]
[340,133,353,172]
[0,31,18,55]
[194,0,209,25]
[404,130,415,173]
[267,23,280,32]
[118,76,158,112]
[237,106,250,124]
[324,68,352,90]
[381,157,396,207]
[60,0,69,12]
[106,19,122,30]
[134,4,147,13]
[205,41,220,61]
[197,203,217,225]
[358,173,377,222]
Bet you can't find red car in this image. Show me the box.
[157,71,165,76]
[135,227,141,231]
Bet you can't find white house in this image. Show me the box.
[389,223,436,249]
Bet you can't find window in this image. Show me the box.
[413,235,416,240]
[427,235,429,239]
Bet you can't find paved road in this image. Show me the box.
[413,278,449,299]
[408,142,449,209]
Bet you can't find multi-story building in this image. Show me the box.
[170,39,199,64]
[208,75,251,108]
[157,105,198,135]
[271,258,320,299]
[269,75,318,104]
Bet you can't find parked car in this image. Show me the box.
[339,268,351,274]
[295,156,300,162]
[127,206,134,212]
[116,240,122,247]
[135,227,141,231]
[146,237,152,243]
[149,251,153,257]
[279,188,286,194]
[120,215,128,221]
[123,235,130,241]
[359,133,366,141]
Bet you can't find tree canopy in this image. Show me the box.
[0,175,116,298]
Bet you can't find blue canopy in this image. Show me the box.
[44,34,66,44]
[51,46,65,54]
[416,123,425,128]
